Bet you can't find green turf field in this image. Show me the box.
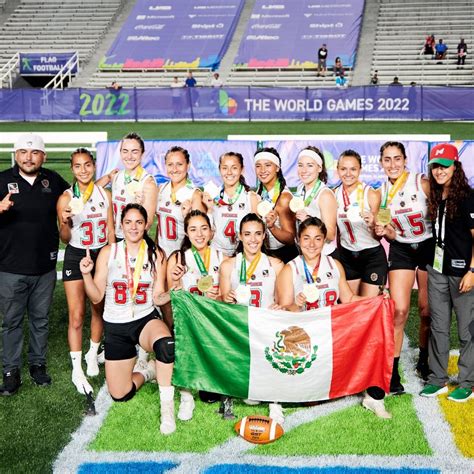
[0,120,466,473]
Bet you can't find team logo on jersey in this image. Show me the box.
[7,182,19,194]
[99,202,105,208]
[262,269,269,277]
[370,273,378,282]
[41,179,49,188]
[326,272,333,279]
[239,203,245,209]
[65,270,72,276]
[411,194,417,202]
[213,266,219,272]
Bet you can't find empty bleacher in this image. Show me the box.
[370,0,473,86]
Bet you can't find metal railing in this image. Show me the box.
[0,53,20,89]
[44,51,79,89]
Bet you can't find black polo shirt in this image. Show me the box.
[0,165,69,275]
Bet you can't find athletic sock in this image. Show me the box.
[159,385,175,402]
[180,389,194,401]
[70,351,83,372]
[391,357,400,383]
[88,340,100,355]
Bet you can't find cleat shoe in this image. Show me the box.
[0,369,21,396]
[72,370,93,395]
[447,387,473,403]
[85,350,99,377]
[178,390,195,421]
[362,394,392,419]
[134,359,156,383]
[269,403,285,425]
[420,384,448,398]
[29,364,52,386]
[243,398,261,406]
[160,400,176,435]
[97,351,105,365]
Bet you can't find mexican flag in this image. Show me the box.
[171,291,394,402]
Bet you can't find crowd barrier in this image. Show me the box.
[0,86,473,122]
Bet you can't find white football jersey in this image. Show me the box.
[112,169,153,239]
[67,185,110,250]
[335,184,379,251]
[211,188,253,256]
[104,241,154,324]
[181,247,222,295]
[289,254,340,310]
[156,181,196,258]
[230,252,276,308]
[295,182,337,255]
[381,172,432,244]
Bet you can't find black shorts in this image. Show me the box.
[388,238,435,272]
[104,310,160,361]
[62,245,101,281]
[338,245,387,285]
[270,244,299,264]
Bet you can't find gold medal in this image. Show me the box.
[289,196,305,213]
[126,180,142,197]
[257,200,273,218]
[69,197,84,215]
[235,284,251,304]
[376,208,392,226]
[303,283,319,304]
[197,275,214,293]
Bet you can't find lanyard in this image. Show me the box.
[124,240,147,301]
[262,180,281,204]
[303,180,322,206]
[217,183,243,206]
[124,166,144,185]
[381,171,409,209]
[191,246,210,276]
[434,202,446,249]
[171,178,192,204]
[239,252,261,284]
[73,181,94,203]
[342,182,363,211]
[302,256,320,284]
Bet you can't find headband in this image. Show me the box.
[298,149,323,167]
[254,151,280,167]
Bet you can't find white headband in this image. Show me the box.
[298,149,323,167]
[254,151,280,167]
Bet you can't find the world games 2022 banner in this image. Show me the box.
[95,139,474,190]
[0,86,473,122]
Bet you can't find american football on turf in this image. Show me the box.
[235,415,284,444]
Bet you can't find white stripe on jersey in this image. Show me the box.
[181,247,222,295]
[289,255,340,309]
[156,181,196,258]
[112,169,152,239]
[68,185,109,250]
[103,241,154,324]
[230,252,276,308]
[335,184,379,251]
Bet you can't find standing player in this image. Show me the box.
[220,213,285,423]
[203,151,259,256]
[334,150,387,296]
[291,146,338,256]
[81,204,178,435]
[254,147,297,263]
[156,146,204,258]
[277,217,391,418]
[375,142,433,393]
[57,149,115,394]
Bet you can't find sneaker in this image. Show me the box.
[84,350,99,377]
[243,398,261,406]
[0,369,21,396]
[178,391,195,421]
[447,387,473,403]
[419,384,448,398]
[160,400,176,435]
[134,359,156,383]
[97,351,105,365]
[269,403,284,425]
[389,380,405,395]
[199,390,220,403]
[29,364,52,387]
[362,394,392,419]
[72,370,93,395]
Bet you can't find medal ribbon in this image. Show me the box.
[342,182,363,211]
[302,257,320,284]
[303,180,322,206]
[239,252,261,284]
[171,178,192,204]
[381,171,408,209]
[124,240,147,301]
[73,181,94,203]
[262,180,281,204]
[217,183,243,206]
[191,246,210,276]
[124,165,144,185]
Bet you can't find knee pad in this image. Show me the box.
[111,383,136,402]
[153,337,175,364]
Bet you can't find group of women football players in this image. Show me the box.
[57,134,438,434]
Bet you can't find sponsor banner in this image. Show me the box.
[233,0,365,68]
[100,0,244,70]
[19,52,78,76]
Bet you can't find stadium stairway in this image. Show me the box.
[370,0,473,86]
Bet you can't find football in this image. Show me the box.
[235,415,284,444]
